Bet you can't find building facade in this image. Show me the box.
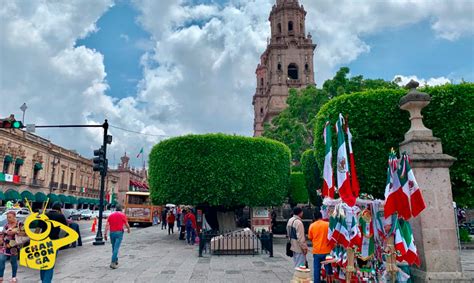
[109,153,149,207]
[252,0,316,136]
[0,128,114,209]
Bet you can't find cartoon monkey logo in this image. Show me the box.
[19,199,78,270]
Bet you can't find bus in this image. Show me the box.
[124,192,162,226]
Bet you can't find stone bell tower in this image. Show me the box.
[252,0,316,136]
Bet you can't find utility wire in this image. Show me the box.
[109,124,168,137]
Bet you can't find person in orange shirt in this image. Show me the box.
[308,210,333,283]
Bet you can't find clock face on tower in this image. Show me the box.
[253,0,316,137]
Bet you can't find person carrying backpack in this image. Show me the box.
[183,209,197,245]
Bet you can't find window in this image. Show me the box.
[288,21,293,32]
[33,168,39,181]
[14,163,21,176]
[305,63,309,71]
[61,170,65,185]
[277,63,282,71]
[288,63,298,80]
[70,172,74,186]
[277,23,282,33]
[2,158,10,174]
[260,108,264,114]
[260,78,264,86]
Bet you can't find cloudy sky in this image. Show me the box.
[1,0,473,167]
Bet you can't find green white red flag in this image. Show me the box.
[336,113,356,206]
[322,121,335,198]
[331,214,350,248]
[394,218,408,256]
[349,215,362,248]
[359,216,375,260]
[346,119,360,198]
[384,151,411,219]
[396,219,421,266]
[401,153,426,217]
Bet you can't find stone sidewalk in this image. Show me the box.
[10,225,296,282]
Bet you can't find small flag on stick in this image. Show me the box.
[136,147,144,158]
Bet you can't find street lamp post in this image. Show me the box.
[20,103,27,125]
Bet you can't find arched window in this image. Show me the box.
[260,78,264,86]
[305,63,309,72]
[288,63,298,80]
[260,108,264,114]
[300,23,303,33]
[288,21,293,32]
[277,63,282,71]
[277,23,282,34]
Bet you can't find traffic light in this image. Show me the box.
[0,119,23,129]
[93,146,107,174]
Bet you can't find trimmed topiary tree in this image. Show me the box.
[301,149,322,206]
[289,172,308,205]
[148,134,291,229]
[314,83,474,206]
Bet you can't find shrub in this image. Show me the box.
[148,134,291,208]
[459,227,471,243]
[301,149,322,206]
[314,83,474,204]
[289,172,308,204]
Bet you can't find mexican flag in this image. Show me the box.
[328,214,337,246]
[397,219,421,266]
[402,153,426,217]
[136,147,144,158]
[4,174,13,182]
[336,114,356,206]
[397,154,414,220]
[346,121,360,198]
[359,216,375,260]
[80,187,86,193]
[384,152,410,219]
[322,121,334,198]
[395,219,408,256]
[349,215,362,248]
[332,214,350,248]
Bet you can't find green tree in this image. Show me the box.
[301,149,322,206]
[148,134,291,229]
[263,86,329,161]
[289,172,308,205]
[314,83,474,207]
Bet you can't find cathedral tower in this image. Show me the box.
[252,0,316,136]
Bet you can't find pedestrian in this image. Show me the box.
[183,209,197,245]
[176,207,181,232]
[161,209,168,230]
[40,202,69,283]
[286,207,308,268]
[179,209,186,240]
[68,220,82,247]
[153,210,159,226]
[308,210,333,283]
[104,205,130,269]
[167,211,176,235]
[0,211,27,283]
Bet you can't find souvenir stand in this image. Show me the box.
[318,114,426,283]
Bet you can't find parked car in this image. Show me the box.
[63,209,81,221]
[102,210,112,218]
[0,208,31,232]
[91,210,100,218]
[80,209,93,220]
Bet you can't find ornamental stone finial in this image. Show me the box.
[399,80,432,141]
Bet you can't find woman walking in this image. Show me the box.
[0,211,28,282]
[167,211,176,235]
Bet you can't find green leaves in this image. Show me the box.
[289,172,308,204]
[301,149,321,206]
[148,134,291,208]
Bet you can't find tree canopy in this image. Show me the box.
[148,134,291,208]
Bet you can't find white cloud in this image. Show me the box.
[393,75,451,87]
[1,0,471,167]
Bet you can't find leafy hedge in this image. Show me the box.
[314,83,474,206]
[301,149,321,206]
[148,134,291,208]
[289,172,308,204]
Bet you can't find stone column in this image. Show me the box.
[399,80,469,282]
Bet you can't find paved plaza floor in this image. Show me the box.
[4,225,474,282]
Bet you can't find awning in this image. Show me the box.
[59,194,69,204]
[0,191,4,200]
[15,158,24,165]
[35,192,47,202]
[34,163,43,170]
[5,189,21,201]
[68,195,77,204]
[77,198,85,204]
[4,155,13,163]
[20,190,35,202]
[47,193,59,203]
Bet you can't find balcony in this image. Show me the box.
[31,179,44,187]
[69,185,76,191]
[60,183,68,190]
[50,182,59,189]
